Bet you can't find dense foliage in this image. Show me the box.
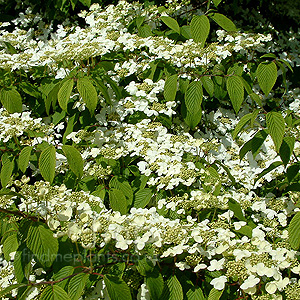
[0,0,300,299]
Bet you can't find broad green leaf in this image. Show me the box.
[103,75,122,101]
[227,64,243,76]
[200,76,214,97]
[186,286,205,300]
[213,0,222,6]
[3,234,18,261]
[146,269,164,300]
[1,157,14,188]
[232,113,252,139]
[235,225,253,238]
[137,257,154,276]
[79,0,91,6]
[160,16,180,34]
[260,53,277,59]
[0,283,27,298]
[104,275,132,300]
[226,75,244,113]
[208,288,224,300]
[138,24,152,37]
[3,42,17,54]
[254,161,283,183]
[46,83,60,115]
[249,92,262,107]
[266,111,285,152]
[109,177,133,206]
[228,198,246,221]
[183,107,202,129]
[39,145,56,184]
[251,129,268,158]
[185,81,203,113]
[289,212,300,250]
[160,275,183,300]
[18,146,33,173]
[77,77,98,115]
[94,77,111,105]
[134,188,153,208]
[256,61,277,96]
[136,16,145,28]
[109,188,128,215]
[287,163,300,183]
[180,25,192,39]
[0,87,22,113]
[40,285,71,300]
[62,145,83,178]
[26,222,59,268]
[278,58,293,72]
[58,79,73,111]
[209,13,237,31]
[68,273,89,300]
[279,136,295,166]
[53,266,74,289]
[190,15,210,47]
[164,74,178,101]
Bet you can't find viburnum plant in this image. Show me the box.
[0,0,300,299]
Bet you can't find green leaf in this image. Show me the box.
[109,177,133,206]
[146,269,164,300]
[180,25,192,39]
[287,163,300,183]
[256,61,277,96]
[109,188,128,215]
[58,79,73,111]
[46,83,60,115]
[134,188,153,208]
[185,81,203,113]
[251,129,268,158]
[40,285,71,300]
[190,15,210,47]
[249,92,262,107]
[254,161,283,184]
[208,288,224,300]
[186,286,205,300]
[62,145,83,178]
[104,275,132,300]
[26,222,59,268]
[266,111,285,152]
[213,0,222,7]
[160,275,183,300]
[3,42,17,54]
[1,157,14,188]
[289,212,300,250]
[228,198,246,221]
[78,0,91,6]
[138,24,152,37]
[232,113,252,139]
[226,75,244,113]
[53,266,74,289]
[0,87,23,113]
[200,76,214,97]
[279,136,295,166]
[68,273,89,300]
[77,77,98,115]
[39,145,56,184]
[136,16,145,28]
[94,77,111,105]
[160,16,180,34]
[18,146,33,173]
[137,257,154,276]
[164,74,178,101]
[3,234,18,261]
[209,13,237,31]
[0,283,27,298]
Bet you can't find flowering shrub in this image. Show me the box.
[0,0,300,299]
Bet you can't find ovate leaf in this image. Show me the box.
[18,146,33,173]
[190,15,210,47]
[0,87,23,113]
[77,77,98,115]
[160,275,183,300]
[146,269,164,299]
[1,156,14,188]
[3,234,18,261]
[0,283,27,298]
[68,273,89,300]
[209,13,237,31]
[160,16,180,34]
[256,61,277,96]
[39,145,56,184]
[279,136,295,166]
[40,285,71,300]
[104,275,132,300]
[254,161,283,183]
[134,188,153,208]
[53,266,74,289]
[289,212,300,250]
[226,75,244,113]
[109,188,128,215]
[266,111,285,152]
[164,74,178,101]
[232,113,252,139]
[185,81,203,113]
[186,286,205,300]
[208,288,224,300]
[26,222,59,268]
[213,0,223,7]
[200,76,214,97]
[62,145,83,178]
[58,79,73,111]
